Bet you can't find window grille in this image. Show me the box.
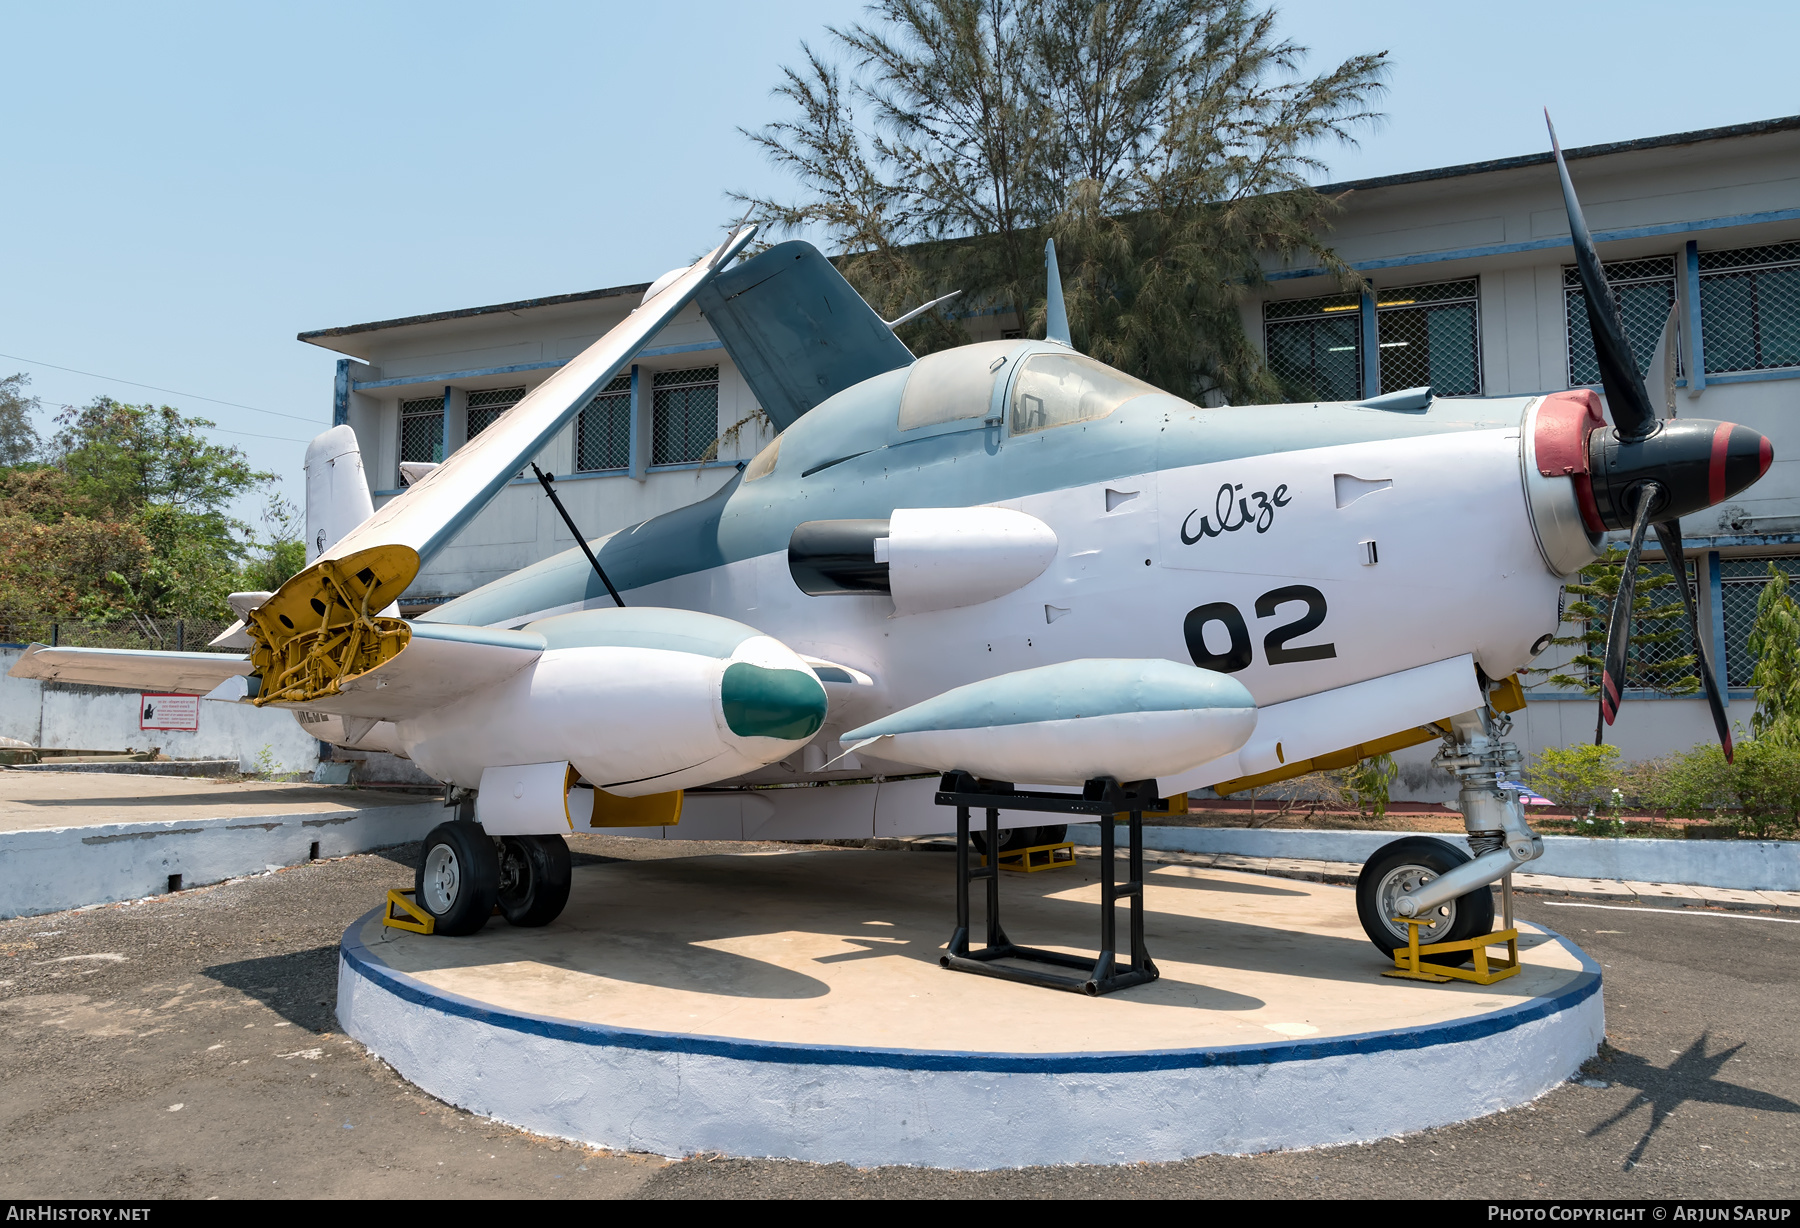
[465,386,526,440]
[1698,243,1800,375]
[576,374,631,472]
[399,395,445,464]
[1264,293,1362,401]
[1565,257,1675,387]
[1374,278,1481,396]
[650,366,719,466]
[1720,557,1797,688]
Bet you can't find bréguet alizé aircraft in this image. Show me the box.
[14,119,1770,963]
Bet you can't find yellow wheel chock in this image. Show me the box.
[383,888,435,935]
[1383,917,1520,985]
[983,841,1077,873]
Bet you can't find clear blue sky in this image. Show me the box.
[3,0,1795,517]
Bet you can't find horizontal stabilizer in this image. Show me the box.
[844,659,1256,785]
[9,645,254,695]
[695,241,914,431]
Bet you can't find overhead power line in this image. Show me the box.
[0,350,322,426]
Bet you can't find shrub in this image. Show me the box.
[1522,743,1623,818]
[1645,738,1800,840]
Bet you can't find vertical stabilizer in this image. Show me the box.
[305,425,375,563]
[1044,239,1072,347]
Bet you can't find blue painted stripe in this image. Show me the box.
[1265,206,1800,282]
[351,342,726,392]
[339,911,1601,1074]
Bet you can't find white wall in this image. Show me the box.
[1,649,321,771]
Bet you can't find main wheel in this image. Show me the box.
[416,822,500,937]
[971,825,1063,855]
[1356,836,1495,966]
[496,835,572,927]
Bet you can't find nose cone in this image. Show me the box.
[720,662,829,741]
[1716,423,1774,504]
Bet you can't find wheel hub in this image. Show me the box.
[422,843,461,914]
[1374,864,1455,945]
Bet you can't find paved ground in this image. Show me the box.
[1,836,1795,1200]
[0,773,428,833]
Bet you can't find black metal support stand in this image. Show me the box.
[936,771,1160,996]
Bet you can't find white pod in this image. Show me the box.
[884,506,1057,615]
[845,658,1256,785]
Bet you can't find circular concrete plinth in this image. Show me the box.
[337,849,1602,1168]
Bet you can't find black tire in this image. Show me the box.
[416,822,500,937]
[1355,836,1495,966]
[972,825,1055,856]
[497,835,572,928]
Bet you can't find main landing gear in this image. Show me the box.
[415,821,572,936]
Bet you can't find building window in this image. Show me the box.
[1698,242,1800,375]
[651,366,719,466]
[1565,257,1675,387]
[466,386,526,440]
[399,395,444,464]
[1720,557,1796,688]
[1264,293,1362,401]
[576,374,631,472]
[1374,279,1481,396]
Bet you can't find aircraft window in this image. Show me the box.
[743,435,780,481]
[897,340,1017,430]
[1011,352,1158,434]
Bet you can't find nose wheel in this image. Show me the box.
[1355,837,1495,966]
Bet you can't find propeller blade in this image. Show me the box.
[1597,481,1661,738]
[1546,112,1658,442]
[1652,519,1735,763]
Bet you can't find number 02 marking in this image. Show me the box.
[1183,585,1336,673]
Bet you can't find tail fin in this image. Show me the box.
[305,425,375,563]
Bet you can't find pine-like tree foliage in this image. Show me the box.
[737,0,1387,404]
[1536,546,1699,697]
[1749,562,1800,743]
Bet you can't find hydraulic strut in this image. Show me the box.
[1395,708,1544,918]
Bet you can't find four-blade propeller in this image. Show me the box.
[1547,113,1766,761]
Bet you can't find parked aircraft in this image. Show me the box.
[15,119,1769,961]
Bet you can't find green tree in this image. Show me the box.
[739,0,1387,404]
[1534,546,1698,697]
[238,495,307,594]
[0,397,278,633]
[1748,562,1800,743]
[0,372,41,467]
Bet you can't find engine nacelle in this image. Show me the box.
[398,608,827,796]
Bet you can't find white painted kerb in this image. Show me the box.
[0,802,439,919]
[1066,825,1800,892]
[337,914,1603,1168]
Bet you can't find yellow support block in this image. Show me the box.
[1382,917,1521,985]
[383,888,434,935]
[986,842,1077,872]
